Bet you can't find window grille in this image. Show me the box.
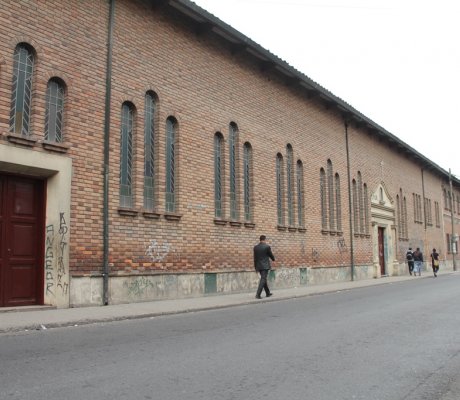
[144,93,156,210]
[297,160,304,227]
[10,44,34,135]
[327,160,335,231]
[320,168,327,230]
[243,143,252,221]
[286,145,294,226]
[214,133,223,218]
[229,123,238,220]
[44,79,65,142]
[120,102,134,208]
[276,154,284,226]
[165,117,176,213]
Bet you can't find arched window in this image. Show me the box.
[286,145,294,226]
[229,123,239,220]
[296,160,304,228]
[396,194,401,238]
[144,92,156,210]
[403,196,408,238]
[214,133,224,218]
[243,142,253,221]
[327,160,335,231]
[320,168,327,231]
[357,172,364,234]
[276,153,284,226]
[44,78,65,142]
[363,183,369,234]
[165,117,177,213]
[120,102,135,208]
[352,179,358,233]
[335,173,342,232]
[10,44,34,135]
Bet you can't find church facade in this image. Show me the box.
[0,0,458,308]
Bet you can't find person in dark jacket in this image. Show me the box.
[430,248,440,277]
[254,235,275,299]
[413,247,423,276]
[406,247,414,275]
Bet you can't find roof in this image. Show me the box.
[161,0,459,186]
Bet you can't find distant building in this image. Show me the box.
[0,0,458,308]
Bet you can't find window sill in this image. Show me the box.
[321,229,329,235]
[288,227,297,232]
[118,208,139,217]
[214,218,228,226]
[164,212,182,221]
[277,225,287,231]
[298,227,307,233]
[6,132,37,147]
[41,140,70,153]
[244,222,256,229]
[229,221,242,227]
[142,210,161,219]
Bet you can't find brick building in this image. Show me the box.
[0,0,459,308]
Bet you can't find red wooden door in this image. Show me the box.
[0,175,45,307]
[378,227,386,276]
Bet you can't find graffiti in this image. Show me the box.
[146,239,171,262]
[312,248,320,262]
[337,238,348,253]
[45,224,55,296]
[57,213,69,295]
[276,269,297,286]
[124,277,154,297]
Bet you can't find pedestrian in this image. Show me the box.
[430,248,440,277]
[406,247,414,275]
[413,247,423,276]
[253,235,275,299]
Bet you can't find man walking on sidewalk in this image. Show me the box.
[413,247,423,276]
[254,235,275,299]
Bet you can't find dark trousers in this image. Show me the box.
[256,269,271,297]
[408,261,414,275]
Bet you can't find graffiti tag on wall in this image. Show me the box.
[145,240,171,262]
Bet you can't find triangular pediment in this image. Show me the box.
[371,181,393,207]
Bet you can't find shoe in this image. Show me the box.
[255,295,261,299]
[266,293,273,298]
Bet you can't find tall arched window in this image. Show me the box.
[327,160,335,231]
[120,102,135,208]
[320,168,327,231]
[229,123,239,220]
[363,183,369,234]
[144,92,156,210]
[357,172,364,234]
[286,145,294,226]
[403,196,408,238]
[352,179,359,233]
[44,78,65,142]
[165,117,177,213]
[243,142,253,222]
[396,194,401,238]
[276,153,284,226]
[10,44,34,135]
[335,173,342,232]
[214,133,224,218]
[296,160,304,228]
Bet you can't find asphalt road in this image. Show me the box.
[1,274,460,400]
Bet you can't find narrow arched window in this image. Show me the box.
[44,78,65,142]
[229,123,239,220]
[320,168,327,231]
[10,44,34,135]
[396,194,402,238]
[363,183,369,234]
[144,92,156,210]
[120,102,135,208]
[327,160,335,231]
[296,160,304,228]
[335,173,342,232]
[352,179,358,233]
[403,196,408,238]
[286,145,294,226]
[276,153,284,226]
[243,142,253,221]
[214,133,224,218]
[165,117,177,213]
[357,172,364,234]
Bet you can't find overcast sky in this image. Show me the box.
[192,0,460,178]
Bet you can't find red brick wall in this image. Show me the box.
[0,0,457,277]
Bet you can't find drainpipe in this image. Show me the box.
[102,0,115,305]
[449,169,457,271]
[345,121,355,280]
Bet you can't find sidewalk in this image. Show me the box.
[0,271,453,333]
